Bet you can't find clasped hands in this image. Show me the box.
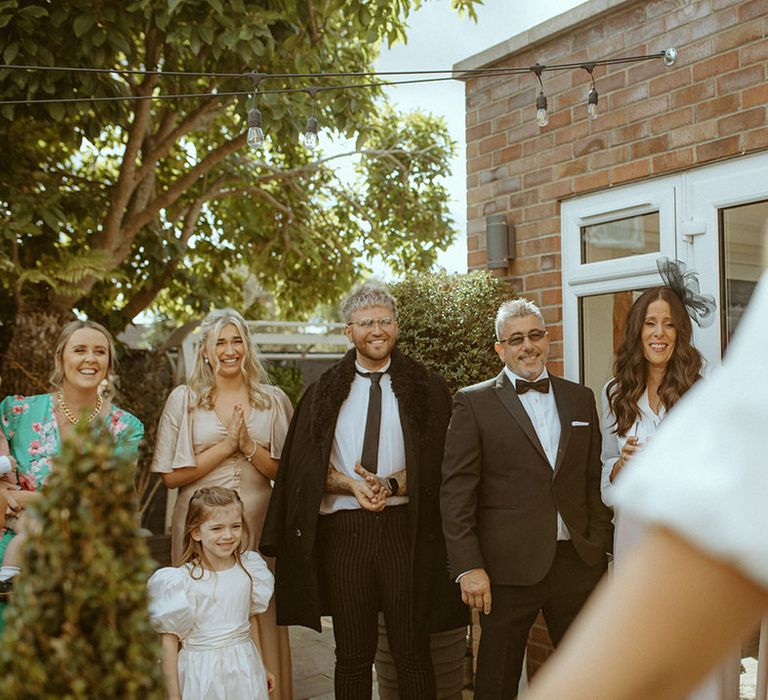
[224,403,265,460]
[351,462,393,512]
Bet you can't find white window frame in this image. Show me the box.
[560,174,681,381]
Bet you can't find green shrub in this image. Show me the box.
[267,364,304,407]
[390,271,515,394]
[0,423,163,699]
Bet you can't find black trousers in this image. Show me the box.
[317,505,435,700]
[474,540,607,700]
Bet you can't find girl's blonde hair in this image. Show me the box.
[49,319,117,400]
[187,308,271,411]
[178,486,252,581]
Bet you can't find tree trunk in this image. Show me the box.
[0,304,74,397]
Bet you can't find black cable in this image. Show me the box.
[0,51,669,107]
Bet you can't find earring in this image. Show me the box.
[204,356,210,365]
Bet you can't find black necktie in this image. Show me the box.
[358,370,384,473]
[516,378,550,395]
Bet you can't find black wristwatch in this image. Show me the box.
[386,477,399,496]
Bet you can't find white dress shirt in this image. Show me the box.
[504,366,570,541]
[320,360,409,514]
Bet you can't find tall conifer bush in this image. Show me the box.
[390,271,514,393]
[0,423,162,698]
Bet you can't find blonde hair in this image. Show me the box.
[49,320,117,399]
[187,308,271,411]
[178,487,252,581]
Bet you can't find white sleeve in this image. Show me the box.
[147,567,196,639]
[599,382,621,508]
[614,273,768,588]
[241,551,275,616]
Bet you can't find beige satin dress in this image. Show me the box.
[152,384,294,700]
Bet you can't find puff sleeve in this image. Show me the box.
[267,386,293,459]
[151,385,197,473]
[240,551,275,616]
[147,566,196,640]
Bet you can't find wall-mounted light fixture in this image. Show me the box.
[486,214,515,269]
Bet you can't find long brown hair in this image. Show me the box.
[178,486,252,581]
[607,286,703,436]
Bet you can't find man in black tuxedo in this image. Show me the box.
[440,298,613,698]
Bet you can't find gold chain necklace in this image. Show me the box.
[57,389,103,425]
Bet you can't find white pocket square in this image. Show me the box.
[571,420,590,427]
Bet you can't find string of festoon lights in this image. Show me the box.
[0,48,677,150]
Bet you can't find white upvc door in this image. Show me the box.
[561,150,768,396]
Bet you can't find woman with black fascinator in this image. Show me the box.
[600,259,730,700]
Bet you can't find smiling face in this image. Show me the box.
[60,327,110,393]
[192,504,244,569]
[641,299,677,369]
[207,323,245,378]
[495,314,550,381]
[345,304,398,371]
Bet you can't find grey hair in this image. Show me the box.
[495,298,545,339]
[340,279,397,323]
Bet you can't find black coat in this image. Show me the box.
[260,348,468,633]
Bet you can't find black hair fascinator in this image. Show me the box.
[656,257,717,328]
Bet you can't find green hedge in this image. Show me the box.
[390,271,515,394]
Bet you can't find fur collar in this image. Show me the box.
[310,348,432,455]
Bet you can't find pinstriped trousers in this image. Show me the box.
[318,505,436,700]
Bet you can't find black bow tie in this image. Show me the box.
[515,378,550,395]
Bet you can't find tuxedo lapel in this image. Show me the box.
[551,376,573,474]
[493,371,549,463]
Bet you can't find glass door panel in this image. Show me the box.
[579,289,644,405]
[581,212,660,264]
[720,200,768,346]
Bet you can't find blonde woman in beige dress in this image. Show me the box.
[152,308,294,700]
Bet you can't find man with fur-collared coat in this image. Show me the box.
[260,281,466,700]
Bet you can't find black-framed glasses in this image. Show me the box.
[498,329,547,346]
[346,317,395,330]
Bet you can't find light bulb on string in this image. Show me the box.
[303,115,319,149]
[587,87,599,120]
[530,63,548,128]
[247,107,264,149]
[303,86,321,150]
[535,92,549,127]
[245,71,266,151]
[582,63,599,121]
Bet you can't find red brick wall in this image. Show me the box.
[462,0,767,680]
[464,0,768,377]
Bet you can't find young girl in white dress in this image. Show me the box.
[148,486,275,700]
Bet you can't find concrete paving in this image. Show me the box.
[290,617,474,700]
[289,618,758,700]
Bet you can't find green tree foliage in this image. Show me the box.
[390,271,515,394]
[0,422,162,698]
[0,0,478,337]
